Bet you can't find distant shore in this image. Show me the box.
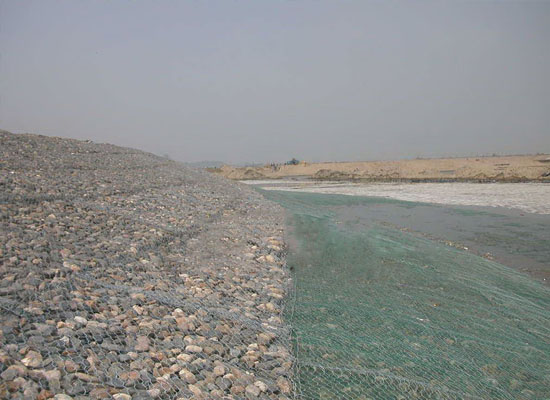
[211,154,550,183]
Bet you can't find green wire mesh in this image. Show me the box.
[261,189,550,400]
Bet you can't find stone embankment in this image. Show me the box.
[0,131,292,399]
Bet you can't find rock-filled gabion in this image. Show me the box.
[0,131,293,399]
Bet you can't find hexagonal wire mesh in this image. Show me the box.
[0,132,293,399]
[262,189,550,400]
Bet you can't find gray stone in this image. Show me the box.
[245,384,261,398]
[21,350,43,368]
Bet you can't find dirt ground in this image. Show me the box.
[213,154,550,182]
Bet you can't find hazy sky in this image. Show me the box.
[1,1,549,164]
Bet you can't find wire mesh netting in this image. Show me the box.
[3,129,550,400]
[261,189,550,400]
[1,132,293,399]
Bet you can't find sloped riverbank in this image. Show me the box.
[261,189,550,400]
[0,131,292,399]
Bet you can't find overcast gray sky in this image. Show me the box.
[1,1,549,164]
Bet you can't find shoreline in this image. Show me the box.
[212,153,550,183]
[240,176,550,183]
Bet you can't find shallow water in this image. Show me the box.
[251,181,550,283]
[247,181,550,215]
[335,202,550,284]
[259,189,550,400]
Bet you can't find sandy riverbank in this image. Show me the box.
[214,154,550,182]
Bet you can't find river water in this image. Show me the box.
[251,182,550,400]
[247,181,550,214]
[248,181,550,283]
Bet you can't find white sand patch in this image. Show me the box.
[252,181,550,214]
